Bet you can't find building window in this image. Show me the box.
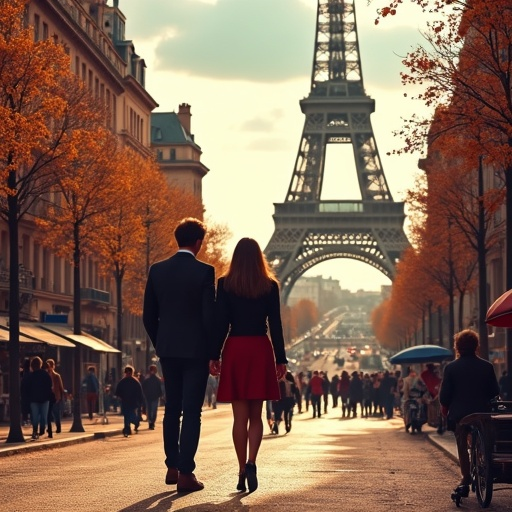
[170,149,176,161]
[33,14,40,41]
[42,23,48,40]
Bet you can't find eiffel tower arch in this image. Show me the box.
[264,0,410,303]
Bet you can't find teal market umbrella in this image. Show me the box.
[389,345,453,365]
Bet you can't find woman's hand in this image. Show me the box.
[276,364,287,380]
[209,360,221,376]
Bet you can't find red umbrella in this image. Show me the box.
[486,289,512,327]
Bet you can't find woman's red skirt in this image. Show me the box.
[216,335,280,402]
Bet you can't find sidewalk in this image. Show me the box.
[0,409,460,462]
[0,411,127,457]
[427,428,458,462]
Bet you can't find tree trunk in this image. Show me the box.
[70,223,84,432]
[6,170,24,443]
[115,270,123,376]
[428,301,433,344]
[438,305,444,347]
[478,156,489,360]
[458,291,465,333]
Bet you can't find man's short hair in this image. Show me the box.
[454,329,479,356]
[88,366,95,372]
[30,356,42,371]
[124,365,134,374]
[46,358,55,368]
[174,217,206,248]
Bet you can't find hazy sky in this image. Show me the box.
[119,0,429,292]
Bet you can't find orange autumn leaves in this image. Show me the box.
[0,0,230,319]
[371,0,509,348]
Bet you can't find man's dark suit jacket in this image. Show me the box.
[439,353,500,429]
[143,251,215,359]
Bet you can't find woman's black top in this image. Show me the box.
[213,277,287,364]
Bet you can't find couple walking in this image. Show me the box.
[143,218,287,494]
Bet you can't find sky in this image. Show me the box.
[118,0,430,292]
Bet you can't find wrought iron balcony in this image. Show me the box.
[80,287,110,305]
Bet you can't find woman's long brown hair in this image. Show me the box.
[223,237,278,298]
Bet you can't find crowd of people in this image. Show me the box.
[19,358,166,440]
[268,366,435,421]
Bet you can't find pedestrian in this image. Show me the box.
[281,370,296,433]
[362,373,372,418]
[439,329,500,498]
[141,364,163,430]
[330,373,340,408]
[115,365,144,437]
[82,366,99,421]
[371,372,383,416]
[143,217,215,493]
[321,371,330,414]
[304,371,312,412]
[45,359,65,436]
[338,370,350,418]
[295,371,304,414]
[210,237,287,493]
[205,374,218,409]
[271,371,295,435]
[379,370,397,420]
[309,370,324,418]
[348,371,363,418]
[421,363,441,399]
[24,356,53,440]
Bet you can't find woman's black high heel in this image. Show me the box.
[237,470,247,492]
[245,461,258,493]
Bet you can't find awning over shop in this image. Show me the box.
[0,325,43,344]
[40,325,120,354]
[20,323,75,348]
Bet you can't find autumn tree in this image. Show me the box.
[36,128,123,431]
[293,299,319,336]
[0,0,107,442]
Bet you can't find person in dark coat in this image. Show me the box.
[330,373,340,408]
[24,356,53,440]
[348,371,363,418]
[115,365,144,437]
[141,364,163,430]
[143,217,215,493]
[338,370,350,418]
[439,329,500,495]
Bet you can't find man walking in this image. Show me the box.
[143,217,215,493]
[115,365,144,437]
[46,359,65,434]
[82,366,99,421]
[142,364,163,429]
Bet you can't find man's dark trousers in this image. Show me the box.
[161,357,209,474]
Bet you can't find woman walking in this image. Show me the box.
[210,238,287,493]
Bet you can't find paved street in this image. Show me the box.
[2,403,512,511]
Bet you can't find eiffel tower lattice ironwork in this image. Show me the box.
[264,0,410,303]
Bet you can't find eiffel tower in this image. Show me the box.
[264,0,410,303]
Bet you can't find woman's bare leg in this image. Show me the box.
[231,400,249,472]
[247,399,264,463]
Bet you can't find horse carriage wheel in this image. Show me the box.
[472,427,493,508]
